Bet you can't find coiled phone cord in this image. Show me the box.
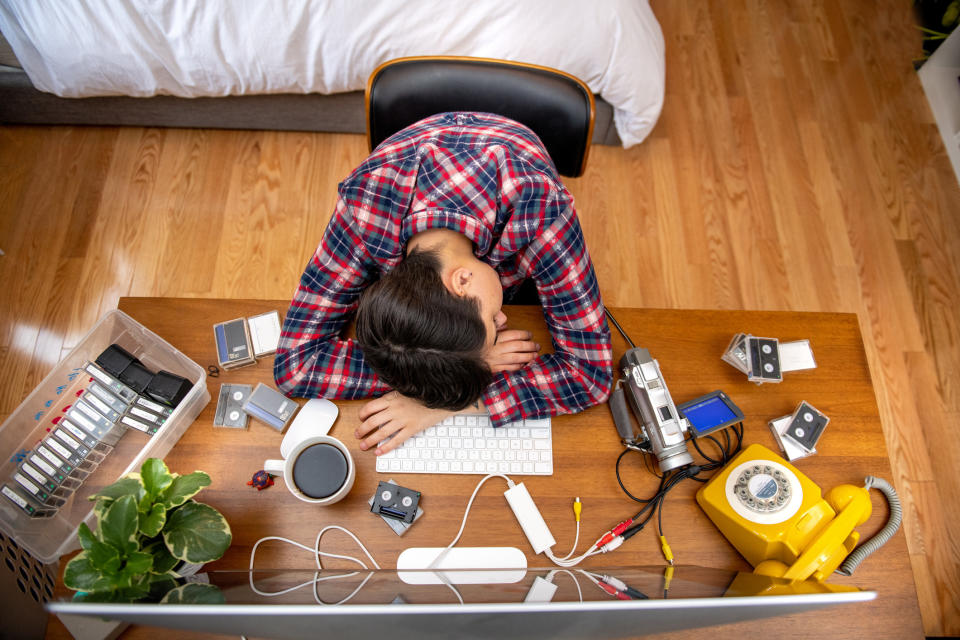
[835,476,902,576]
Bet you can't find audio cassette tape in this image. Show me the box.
[783,401,829,452]
[371,481,421,524]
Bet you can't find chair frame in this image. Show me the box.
[365,55,595,177]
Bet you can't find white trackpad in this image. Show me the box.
[397,547,527,585]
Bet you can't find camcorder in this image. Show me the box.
[608,347,694,473]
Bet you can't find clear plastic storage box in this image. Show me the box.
[0,310,209,563]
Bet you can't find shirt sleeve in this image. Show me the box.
[481,198,614,426]
[273,199,392,399]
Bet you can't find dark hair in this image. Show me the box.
[355,248,492,410]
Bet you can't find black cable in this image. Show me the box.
[604,308,635,349]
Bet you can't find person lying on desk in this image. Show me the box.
[274,112,613,455]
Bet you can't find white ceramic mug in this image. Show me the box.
[263,401,354,504]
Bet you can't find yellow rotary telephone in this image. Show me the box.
[696,444,900,582]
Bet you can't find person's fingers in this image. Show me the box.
[490,363,525,373]
[498,340,540,353]
[495,329,533,343]
[360,419,404,451]
[374,427,415,455]
[356,403,394,439]
[357,394,393,421]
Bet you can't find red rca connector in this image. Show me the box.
[596,580,629,600]
[594,518,633,549]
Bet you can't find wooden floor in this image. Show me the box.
[0,0,957,635]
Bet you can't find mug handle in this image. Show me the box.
[264,459,285,476]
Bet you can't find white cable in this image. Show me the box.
[248,525,381,604]
[546,569,583,601]
[553,520,581,562]
[545,545,602,568]
[429,473,514,569]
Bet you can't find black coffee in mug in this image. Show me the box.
[291,443,348,499]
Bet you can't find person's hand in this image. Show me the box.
[355,391,451,455]
[485,329,540,373]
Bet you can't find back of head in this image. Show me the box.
[355,249,492,410]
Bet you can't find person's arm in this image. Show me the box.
[482,201,613,426]
[354,391,486,455]
[273,200,392,399]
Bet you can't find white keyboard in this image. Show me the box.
[375,414,553,476]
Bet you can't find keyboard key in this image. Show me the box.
[372,414,552,476]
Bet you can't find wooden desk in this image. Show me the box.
[48,298,923,639]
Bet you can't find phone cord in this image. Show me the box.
[835,476,902,576]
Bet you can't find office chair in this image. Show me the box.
[365,56,595,178]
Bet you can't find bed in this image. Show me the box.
[0,0,665,148]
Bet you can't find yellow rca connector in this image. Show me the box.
[573,497,582,522]
[659,535,674,565]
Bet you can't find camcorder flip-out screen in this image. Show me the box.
[677,390,744,437]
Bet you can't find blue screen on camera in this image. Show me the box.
[682,396,738,435]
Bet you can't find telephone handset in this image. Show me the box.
[696,444,900,582]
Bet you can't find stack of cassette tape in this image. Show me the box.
[722,333,817,384]
[769,401,830,461]
[213,311,281,371]
[2,344,190,519]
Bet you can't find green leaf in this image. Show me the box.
[138,490,154,514]
[141,459,174,497]
[139,503,167,538]
[160,472,211,509]
[163,502,232,564]
[63,553,112,592]
[146,573,180,601]
[87,539,122,574]
[77,522,97,550]
[90,475,145,503]
[141,536,179,574]
[93,499,112,522]
[99,495,140,554]
[120,551,154,578]
[160,583,225,605]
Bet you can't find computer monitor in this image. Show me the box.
[48,565,875,639]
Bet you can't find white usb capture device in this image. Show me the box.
[504,482,556,555]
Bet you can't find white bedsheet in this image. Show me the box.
[0,0,665,147]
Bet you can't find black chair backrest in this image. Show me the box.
[366,56,595,177]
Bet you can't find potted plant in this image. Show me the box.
[63,458,232,604]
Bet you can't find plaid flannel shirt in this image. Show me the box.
[274,112,612,426]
